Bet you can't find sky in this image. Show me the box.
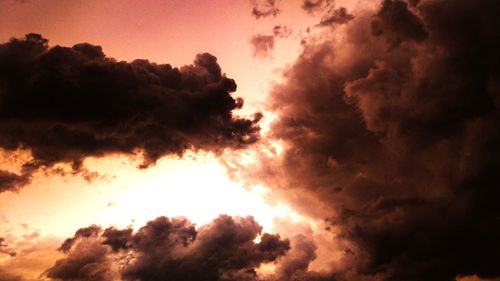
[0,1,499,281]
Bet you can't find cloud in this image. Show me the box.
[0,237,16,257]
[0,269,22,281]
[317,7,354,27]
[250,25,292,59]
[236,0,500,280]
[251,0,280,19]
[0,34,261,192]
[250,35,275,58]
[273,25,292,39]
[0,235,62,281]
[45,215,290,281]
[370,0,427,47]
[301,0,354,28]
[275,234,317,281]
[0,169,32,194]
[302,0,333,14]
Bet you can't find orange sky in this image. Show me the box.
[2,1,499,281]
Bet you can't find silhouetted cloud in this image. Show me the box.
[0,34,261,192]
[236,0,500,280]
[45,215,290,281]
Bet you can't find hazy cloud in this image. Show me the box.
[250,34,275,58]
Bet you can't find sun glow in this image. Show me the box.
[0,151,305,238]
[100,153,304,231]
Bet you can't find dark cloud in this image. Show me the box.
[0,170,31,193]
[58,225,101,253]
[46,215,290,281]
[101,227,133,252]
[250,34,275,58]
[0,34,261,192]
[237,0,500,280]
[251,0,280,19]
[371,0,427,47]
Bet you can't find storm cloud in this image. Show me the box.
[45,215,290,281]
[237,0,500,280]
[0,34,261,192]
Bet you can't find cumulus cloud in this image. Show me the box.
[235,0,500,280]
[45,215,290,281]
[0,34,261,192]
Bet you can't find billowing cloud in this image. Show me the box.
[0,34,261,192]
[250,35,275,58]
[45,215,290,281]
[251,0,280,19]
[236,0,500,280]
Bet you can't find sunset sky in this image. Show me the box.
[0,1,499,281]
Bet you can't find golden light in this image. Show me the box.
[0,151,307,238]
